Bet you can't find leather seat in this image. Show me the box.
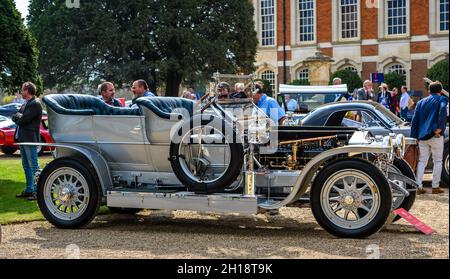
[43,94,141,116]
[136,97,194,119]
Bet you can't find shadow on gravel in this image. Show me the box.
[9,211,448,259]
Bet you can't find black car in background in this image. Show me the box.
[299,101,449,187]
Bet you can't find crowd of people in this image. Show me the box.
[353,79,415,120]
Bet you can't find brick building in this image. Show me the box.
[252,0,449,94]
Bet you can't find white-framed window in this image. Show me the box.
[298,0,315,42]
[386,63,407,76]
[297,68,310,81]
[260,0,276,46]
[261,70,276,92]
[440,0,449,32]
[386,0,407,36]
[340,0,359,39]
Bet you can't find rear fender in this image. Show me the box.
[19,143,112,196]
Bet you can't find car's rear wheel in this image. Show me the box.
[310,159,392,238]
[441,142,449,188]
[37,158,100,229]
[1,146,18,155]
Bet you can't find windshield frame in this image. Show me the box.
[372,103,404,126]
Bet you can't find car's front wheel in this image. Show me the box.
[37,158,100,229]
[310,159,392,238]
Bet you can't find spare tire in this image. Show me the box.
[169,114,244,194]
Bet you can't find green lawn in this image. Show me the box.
[0,156,109,225]
[0,157,51,224]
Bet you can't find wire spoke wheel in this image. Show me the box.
[44,168,90,221]
[310,159,392,238]
[321,170,381,230]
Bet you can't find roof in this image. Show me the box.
[313,101,381,111]
[279,84,348,94]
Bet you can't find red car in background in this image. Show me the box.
[0,115,54,155]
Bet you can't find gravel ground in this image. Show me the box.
[0,189,448,259]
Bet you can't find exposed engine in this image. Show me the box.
[257,135,350,170]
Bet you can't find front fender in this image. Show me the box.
[258,145,391,210]
[19,143,112,196]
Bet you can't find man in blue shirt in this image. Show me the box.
[253,82,286,125]
[130,79,156,108]
[411,82,448,195]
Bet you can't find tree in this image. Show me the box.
[28,0,159,92]
[28,0,257,96]
[291,79,310,86]
[384,72,406,92]
[0,0,41,95]
[427,58,449,91]
[329,69,362,93]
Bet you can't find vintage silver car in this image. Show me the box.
[30,74,418,238]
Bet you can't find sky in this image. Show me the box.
[14,0,30,21]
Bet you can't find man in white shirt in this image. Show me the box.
[285,94,298,112]
[400,86,411,120]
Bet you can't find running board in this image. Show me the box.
[107,191,258,215]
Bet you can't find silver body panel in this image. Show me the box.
[107,191,258,215]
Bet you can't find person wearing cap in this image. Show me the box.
[377,83,393,110]
[98,82,122,107]
[252,82,286,125]
[217,82,231,99]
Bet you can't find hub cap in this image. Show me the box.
[43,168,90,221]
[321,170,381,230]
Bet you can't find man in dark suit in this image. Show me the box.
[12,82,43,200]
[356,80,377,101]
[377,83,393,111]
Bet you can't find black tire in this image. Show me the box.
[310,159,392,238]
[441,142,449,188]
[108,207,141,214]
[37,158,101,229]
[391,158,417,222]
[1,146,18,155]
[169,115,244,194]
